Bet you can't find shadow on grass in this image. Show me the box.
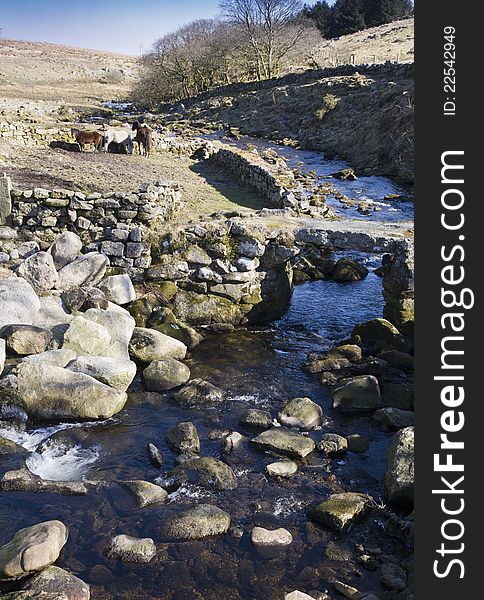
[190,160,266,212]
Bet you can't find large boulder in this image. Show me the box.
[332,375,381,412]
[99,274,136,305]
[17,252,59,292]
[67,356,137,392]
[50,232,82,270]
[165,421,200,454]
[31,295,73,343]
[250,427,315,459]
[307,492,367,530]
[16,362,127,420]
[0,520,67,580]
[160,504,231,540]
[0,278,40,330]
[384,426,414,507]
[277,397,322,430]
[143,358,190,391]
[82,308,135,360]
[21,566,90,600]
[331,258,368,283]
[22,349,76,368]
[352,318,401,346]
[56,252,108,290]
[2,325,52,356]
[173,291,251,325]
[129,327,187,362]
[62,316,111,356]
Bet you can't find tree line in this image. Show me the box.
[303,0,413,38]
[134,0,413,106]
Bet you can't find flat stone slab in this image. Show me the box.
[251,427,315,458]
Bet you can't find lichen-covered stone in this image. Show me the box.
[307,492,367,531]
[384,426,414,507]
[160,504,231,540]
[0,520,67,580]
[143,358,190,391]
[277,397,322,430]
[332,375,380,412]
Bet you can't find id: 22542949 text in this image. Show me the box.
[443,26,456,116]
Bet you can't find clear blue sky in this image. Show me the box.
[0,0,232,55]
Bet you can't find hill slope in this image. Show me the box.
[0,39,139,110]
[309,18,414,68]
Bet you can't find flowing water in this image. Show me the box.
[207,132,414,223]
[0,144,413,598]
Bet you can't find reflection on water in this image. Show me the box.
[0,254,409,599]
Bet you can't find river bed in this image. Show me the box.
[0,251,413,599]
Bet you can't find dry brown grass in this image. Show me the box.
[0,39,139,111]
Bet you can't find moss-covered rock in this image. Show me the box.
[307,492,367,530]
[384,426,414,507]
[173,291,250,325]
[331,258,368,283]
[151,322,203,350]
[160,504,231,540]
[169,456,237,490]
[143,358,190,391]
[331,375,380,412]
[277,397,322,430]
[352,318,401,346]
[317,433,348,456]
[173,378,225,407]
[165,422,200,454]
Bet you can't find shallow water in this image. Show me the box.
[0,252,410,599]
[208,132,414,223]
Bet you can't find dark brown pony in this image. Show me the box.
[132,121,152,157]
[71,128,103,152]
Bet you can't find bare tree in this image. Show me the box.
[219,0,309,79]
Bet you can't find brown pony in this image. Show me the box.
[132,121,152,157]
[71,128,103,152]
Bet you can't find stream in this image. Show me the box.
[0,255,408,599]
[0,140,413,598]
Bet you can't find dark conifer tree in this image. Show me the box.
[331,0,366,37]
[303,1,333,37]
[363,0,413,27]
